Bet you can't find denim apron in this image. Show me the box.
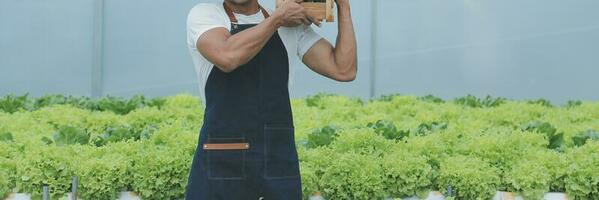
[184,2,302,200]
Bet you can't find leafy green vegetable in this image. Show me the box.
[75,153,131,200]
[320,153,386,200]
[382,149,434,198]
[415,122,448,136]
[565,100,582,108]
[1,93,599,199]
[306,93,335,109]
[372,93,402,102]
[521,121,564,151]
[131,146,191,200]
[329,128,394,157]
[0,94,32,113]
[95,95,145,115]
[572,129,599,147]
[454,95,506,108]
[565,142,599,199]
[33,94,69,109]
[49,125,90,146]
[41,136,54,145]
[144,97,167,109]
[505,153,552,199]
[0,131,13,142]
[93,124,158,146]
[418,95,445,104]
[527,98,553,107]
[367,120,409,141]
[16,147,74,199]
[1,94,165,114]
[305,125,339,148]
[0,143,16,199]
[438,156,500,200]
[0,170,9,199]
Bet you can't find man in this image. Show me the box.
[185,0,356,199]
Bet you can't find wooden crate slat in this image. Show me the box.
[275,0,334,22]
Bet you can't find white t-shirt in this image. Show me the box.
[186,3,322,103]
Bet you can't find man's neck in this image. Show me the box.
[225,1,261,15]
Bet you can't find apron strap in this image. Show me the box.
[223,2,270,24]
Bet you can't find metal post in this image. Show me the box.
[369,0,378,99]
[42,185,49,200]
[91,0,104,98]
[447,185,454,197]
[71,176,78,200]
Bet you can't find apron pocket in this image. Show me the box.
[264,125,300,179]
[205,137,247,180]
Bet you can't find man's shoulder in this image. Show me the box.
[189,3,223,16]
[191,3,219,10]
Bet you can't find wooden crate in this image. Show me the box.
[276,0,334,22]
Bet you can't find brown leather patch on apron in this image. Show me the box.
[203,143,250,150]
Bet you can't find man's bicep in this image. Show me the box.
[197,28,231,66]
[302,39,337,78]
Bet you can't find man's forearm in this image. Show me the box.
[333,2,358,76]
[220,14,283,71]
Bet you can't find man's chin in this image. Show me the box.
[227,0,251,6]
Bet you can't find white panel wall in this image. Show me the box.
[1,0,598,103]
[0,0,96,96]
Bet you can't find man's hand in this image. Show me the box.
[274,0,321,27]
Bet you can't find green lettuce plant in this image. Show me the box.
[305,125,339,148]
[306,93,335,109]
[454,131,547,189]
[300,162,320,199]
[42,125,90,146]
[527,98,553,107]
[414,121,448,136]
[16,146,75,199]
[74,152,131,200]
[320,153,385,200]
[572,129,599,147]
[371,93,402,102]
[0,143,16,199]
[297,147,338,198]
[0,94,32,113]
[521,121,564,151]
[438,155,500,200]
[130,145,191,200]
[367,120,409,141]
[381,149,434,198]
[565,100,582,108]
[0,131,13,142]
[454,95,506,108]
[565,141,599,199]
[329,128,394,157]
[417,95,445,104]
[92,124,157,147]
[505,153,552,199]
[0,169,10,199]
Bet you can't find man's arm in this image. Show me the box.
[302,0,357,82]
[197,1,315,73]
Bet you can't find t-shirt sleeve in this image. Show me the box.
[296,25,323,59]
[187,4,228,51]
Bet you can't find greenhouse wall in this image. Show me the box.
[1,0,598,102]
